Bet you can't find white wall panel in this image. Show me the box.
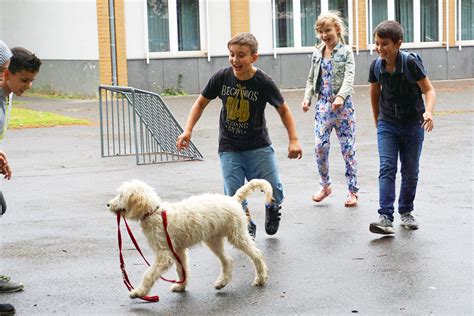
[0,0,98,60]
[124,0,147,59]
[249,0,273,55]
[206,0,231,57]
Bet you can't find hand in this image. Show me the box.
[301,100,310,113]
[176,130,192,150]
[332,96,344,111]
[422,111,434,132]
[287,140,302,159]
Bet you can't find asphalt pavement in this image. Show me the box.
[0,79,472,315]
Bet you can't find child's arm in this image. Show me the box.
[302,56,316,113]
[333,49,355,110]
[276,103,302,159]
[370,82,381,128]
[176,95,211,150]
[417,77,436,132]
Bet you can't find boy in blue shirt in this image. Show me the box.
[0,44,41,315]
[368,20,436,234]
[177,33,302,239]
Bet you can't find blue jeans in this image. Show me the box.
[377,120,424,221]
[218,146,284,210]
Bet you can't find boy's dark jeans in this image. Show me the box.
[377,120,424,221]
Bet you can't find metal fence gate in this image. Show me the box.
[99,85,203,164]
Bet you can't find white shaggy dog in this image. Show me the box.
[107,179,271,299]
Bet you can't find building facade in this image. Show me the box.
[0,0,472,96]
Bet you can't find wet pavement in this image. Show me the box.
[0,79,472,315]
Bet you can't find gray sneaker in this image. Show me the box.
[0,276,24,293]
[400,212,419,230]
[369,215,395,235]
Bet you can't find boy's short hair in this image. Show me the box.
[373,20,404,43]
[9,47,42,74]
[227,32,259,55]
[0,40,12,67]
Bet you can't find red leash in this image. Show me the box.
[116,210,186,303]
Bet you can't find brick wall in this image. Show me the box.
[96,0,128,86]
[230,0,250,36]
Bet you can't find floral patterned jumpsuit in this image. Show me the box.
[315,58,358,193]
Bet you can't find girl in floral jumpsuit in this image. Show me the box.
[301,11,358,207]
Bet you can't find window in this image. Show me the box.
[147,0,201,53]
[329,0,349,43]
[177,0,200,51]
[371,0,387,31]
[368,0,443,46]
[457,0,474,40]
[275,0,294,47]
[395,0,414,42]
[301,0,321,47]
[276,0,350,48]
[147,0,170,52]
[420,0,439,42]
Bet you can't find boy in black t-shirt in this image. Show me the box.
[177,32,302,239]
[368,20,436,235]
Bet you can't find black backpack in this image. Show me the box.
[374,50,425,85]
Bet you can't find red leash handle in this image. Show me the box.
[117,213,159,302]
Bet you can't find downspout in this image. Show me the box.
[272,0,277,59]
[457,0,462,50]
[368,0,373,55]
[446,0,449,51]
[143,0,150,64]
[355,0,359,55]
[206,0,211,62]
[108,0,118,85]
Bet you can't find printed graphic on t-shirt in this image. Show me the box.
[222,83,259,135]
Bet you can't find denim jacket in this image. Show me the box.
[303,42,355,104]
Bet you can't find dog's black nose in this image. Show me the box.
[107,203,110,207]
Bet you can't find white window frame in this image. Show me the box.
[272,0,354,55]
[367,0,445,54]
[145,0,208,59]
[455,0,474,48]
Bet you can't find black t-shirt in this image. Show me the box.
[202,67,284,152]
[368,51,426,123]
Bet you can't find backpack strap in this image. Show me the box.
[374,57,382,82]
[401,51,416,85]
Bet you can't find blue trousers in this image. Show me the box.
[218,146,284,210]
[377,120,424,221]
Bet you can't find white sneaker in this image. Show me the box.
[400,212,419,230]
[369,215,395,235]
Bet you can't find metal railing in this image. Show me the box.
[99,85,203,165]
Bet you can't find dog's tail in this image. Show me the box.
[233,179,273,205]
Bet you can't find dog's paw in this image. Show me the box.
[129,288,145,298]
[214,279,229,290]
[252,274,268,287]
[170,283,186,292]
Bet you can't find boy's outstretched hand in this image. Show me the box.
[0,152,12,180]
[288,141,302,159]
[176,130,192,150]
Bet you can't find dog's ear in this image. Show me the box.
[126,189,151,220]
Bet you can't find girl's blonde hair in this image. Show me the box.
[314,11,347,44]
